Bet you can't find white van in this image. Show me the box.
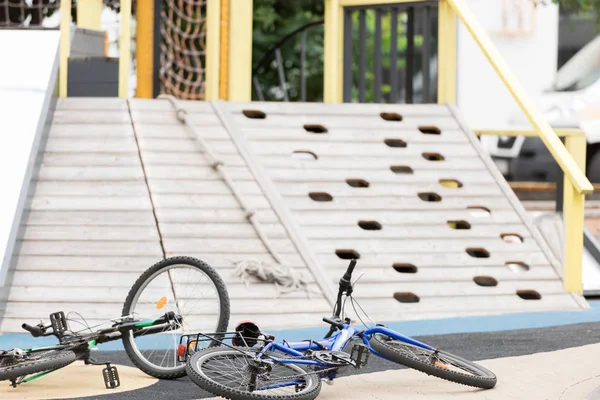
[485,34,600,183]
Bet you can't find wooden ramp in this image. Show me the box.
[0,98,587,333]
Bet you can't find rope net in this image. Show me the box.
[159,0,207,100]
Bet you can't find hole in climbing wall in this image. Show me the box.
[418,192,442,202]
[393,292,420,303]
[447,220,471,230]
[380,112,403,121]
[336,249,360,260]
[419,126,441,135]
[439,179,463,188]
[358,220,382,230]
[346,178,370,188]
[309,192,333,202]
[466,248,490,258]
[473,276,498,287]
[242,110,266,119]
[292,150,318,160]
[384,138,407,148]
[517,290,542,300]
[501,233,524,244]
[393,263,418,273]
[304,124,328,134]
[390,165,414,174]
[506,262,530,272]
[422,152,445,161]
[467,206,491,218]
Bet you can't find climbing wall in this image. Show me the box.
[1,98,163,333]
[213,101,588,322]
[129,99,333,329]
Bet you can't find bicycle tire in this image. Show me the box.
[186,347,322,400]
[370,333,497,389]
[122,256,230,380]
[0,350,77,382]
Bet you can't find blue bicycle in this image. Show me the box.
[184,260,497,400]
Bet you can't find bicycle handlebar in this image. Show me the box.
[22,323,45,337]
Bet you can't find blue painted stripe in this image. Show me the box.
[2,301,599,351]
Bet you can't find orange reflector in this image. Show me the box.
[435,362,449,369]
[156,296,167,309]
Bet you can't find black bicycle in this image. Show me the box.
[0,256,230,388]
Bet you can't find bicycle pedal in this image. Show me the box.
[102,363,120,389]
[350,343,370,368]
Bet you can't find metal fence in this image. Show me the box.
[343,1,439,104]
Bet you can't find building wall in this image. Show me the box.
[457,0,559,130]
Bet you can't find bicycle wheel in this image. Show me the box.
[122,256,230,379]
[186,347,322,400]
[0,350,77,382]
[370,333,497,389]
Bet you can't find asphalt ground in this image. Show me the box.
[63,320,600,400]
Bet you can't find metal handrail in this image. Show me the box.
[447,0,593,195]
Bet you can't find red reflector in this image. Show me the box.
[177,344,186,358]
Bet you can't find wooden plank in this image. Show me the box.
[57,98,128,110]
[31,181,150,196]
[326,264,560,282]
[45,137,139,153]
[37,166,145,181]
[40,153,142,166]
[27,196,153,211]
[152,194,271,210]
[137,137,239,154]
[284,196,515,211]
[155,208,280,224]
[148,180,263,195]
[243,128,469,144]
[292,209,523,226]
[52,110,131,124]
[23,211,157,226]
[134,123,230,139]
[49,124,134,138]
[231,114,461,130]
[130,110,222,126]
[275,182,503,198]
[21,226,160,241]
[162,237,298,254]
[266,169,496,185]
[220,101,452,117]
[261,155,487,170]
[160,223,288,239]
[17,240,163,257]
[160,252,306,269]
[311,238,541,254]
[144,165,255,181]
[13,255,162,272]
[129,98,214,112]
[317,251,553,268]
[141,152,246,167]
[249,141,479,157]
[302,224,531,240]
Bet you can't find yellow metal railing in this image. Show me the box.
[58,0,133,98]
[443,0,592,295]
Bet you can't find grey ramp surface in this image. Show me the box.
[212,100,587,322]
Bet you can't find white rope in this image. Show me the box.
[160,95,312,297]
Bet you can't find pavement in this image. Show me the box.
[4,303,600,399]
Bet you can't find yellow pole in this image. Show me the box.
[136,0,154,98]
[219,0,229,100]
[59,0,72,98]
[227,0,253,101]
[323,0,341,103]
[77,0,103,30]
[119,0,133,98]
[437,0,456,104]
[563,134,587,294]
[205,0,222,100]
